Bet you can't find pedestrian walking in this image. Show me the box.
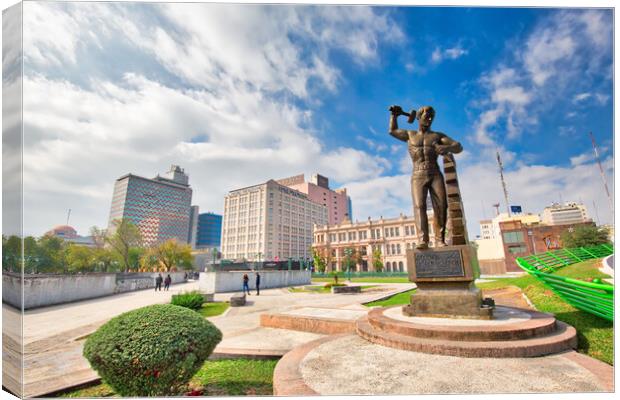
[155,273,163,291]
[242,273,251,295]
[164,274,172,291]
[256,272,261,295]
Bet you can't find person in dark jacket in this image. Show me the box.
[155,273,163,291]
[243,273,251,295]
[164,274,172,291]
[256,272,261,295]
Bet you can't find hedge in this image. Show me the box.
[83,304,222,396]
[171,291,205,310]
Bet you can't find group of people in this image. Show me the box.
[242,272,260,295]
[154,273,172,291]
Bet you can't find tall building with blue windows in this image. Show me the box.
[196,212,222,250]
[107,165,193,247]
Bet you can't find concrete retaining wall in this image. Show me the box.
[199,270,311,293]
[2,271,188,309]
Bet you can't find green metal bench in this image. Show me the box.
[516,244,614,322]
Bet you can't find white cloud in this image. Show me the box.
[19,2,403,236]
[573,92,592,103]
[431,45,468,64]
[356,135,387,152]
[595,93,610,105]
[343,175,412,221]
[470,10,611,148]
[570,152,594,166]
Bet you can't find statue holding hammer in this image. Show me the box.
[389,105,462,249]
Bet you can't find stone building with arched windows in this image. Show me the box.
[312,213,436,273]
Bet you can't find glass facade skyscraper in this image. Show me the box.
[107,165,193,247]
[196,212,222,249]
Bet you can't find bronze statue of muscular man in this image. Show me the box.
[389,105,462,250]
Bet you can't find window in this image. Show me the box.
[395,228,400,236]
[508,245,528,254]
[503,231,524,244]
[396,244,401,254]
[398,261,404,272]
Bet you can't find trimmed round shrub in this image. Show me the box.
[171,291,205,310]
[83,304,222,396]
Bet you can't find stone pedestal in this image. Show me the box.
[403,245,493,319]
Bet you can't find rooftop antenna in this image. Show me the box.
[66,209,72,226]
[492,203,500,216]
[496,151,511,217]
[589,132,613,215]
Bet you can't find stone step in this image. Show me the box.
[356,316,577,358]
[366,307,558,341]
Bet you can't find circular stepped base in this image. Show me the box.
[357,306,577,358]
[273,334,613,396]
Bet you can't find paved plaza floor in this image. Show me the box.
[2,280,613,397]
[4,281,412,397]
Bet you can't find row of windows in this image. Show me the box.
[320,226,420,243]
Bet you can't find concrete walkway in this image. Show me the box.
[6,282,413,397]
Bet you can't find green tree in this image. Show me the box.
[2,235,22,272]
[372,248,384,272]
[66,244,95,273]
[312,247,327,273]
[145,239,193,272]
[24,236,39,273]
[560,225,611,249]
[37,235,68,273]
[106,219,142,272]
[92,247,121,272]
[128,247,146,271]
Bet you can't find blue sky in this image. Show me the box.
[4,2,614,237]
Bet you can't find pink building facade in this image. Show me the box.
[277,174,350,225]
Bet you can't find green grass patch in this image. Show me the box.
[312,276,409,283]
[189,359,277,396]
[477,259,613,365]
[364,289,415,307]
[58,359,277,397]
[198,302,229,318]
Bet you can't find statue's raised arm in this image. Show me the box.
[388,105,414,142]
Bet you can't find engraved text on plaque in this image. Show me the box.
[415,249,464,278]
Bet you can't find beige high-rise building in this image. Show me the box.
[541,202,590,226]
[312,213,435,273]
[221,179,328,262]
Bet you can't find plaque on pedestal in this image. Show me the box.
[404,245,493,319]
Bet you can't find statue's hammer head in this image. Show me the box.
[407,109,416,124]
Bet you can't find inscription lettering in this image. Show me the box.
[415,250,464,278]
